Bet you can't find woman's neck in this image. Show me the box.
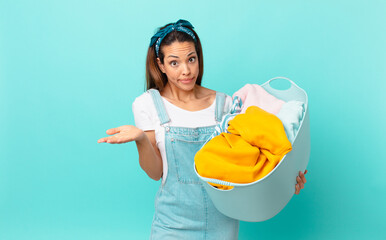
[161,83,200,103]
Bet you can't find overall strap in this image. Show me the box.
[214,92,226,123]
[147,89,171,125]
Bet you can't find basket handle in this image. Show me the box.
[262,76,300,90]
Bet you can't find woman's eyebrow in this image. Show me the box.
[167,52,196,58]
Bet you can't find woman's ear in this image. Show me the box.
[157,58,166,73]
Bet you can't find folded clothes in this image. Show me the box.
[195,106,292,190]
[233,84,285,114]
[232,84,304,143]
[276,101,305,143]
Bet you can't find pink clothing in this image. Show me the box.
[233,84,285,114]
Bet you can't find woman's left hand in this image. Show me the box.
[295,170,308,195]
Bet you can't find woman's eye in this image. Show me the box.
[189,57,196,62]
[170,61,178,66]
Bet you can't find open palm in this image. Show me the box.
[97,125,144,144]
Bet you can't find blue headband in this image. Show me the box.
[149,19,197,57]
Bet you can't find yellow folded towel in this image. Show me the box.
[195,106,292,189]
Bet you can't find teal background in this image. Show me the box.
[1,0,385,239]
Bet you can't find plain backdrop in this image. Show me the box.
[1,1,385,239]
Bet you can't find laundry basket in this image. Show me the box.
[194,77,310,222]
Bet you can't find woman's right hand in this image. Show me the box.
[97,125,145,144]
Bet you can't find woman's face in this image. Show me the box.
[157,41,199,91]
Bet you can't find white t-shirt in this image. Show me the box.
[132,91,232,184]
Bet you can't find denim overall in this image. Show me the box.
[148,89,239,240]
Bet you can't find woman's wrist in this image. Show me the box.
[135,130,147,143]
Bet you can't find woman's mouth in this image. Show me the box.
[179,78,194,84]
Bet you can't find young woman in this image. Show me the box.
[97,19,307,239]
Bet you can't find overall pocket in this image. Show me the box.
[168,136,208,184]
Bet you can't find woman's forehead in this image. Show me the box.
[162,41,196,58]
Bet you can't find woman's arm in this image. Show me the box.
[97,125,163,181]
[135,130,163,181]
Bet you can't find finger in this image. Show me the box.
[106,136,119,143]
[98,135,124,144]
[295,184,300,195]
[107,135,131,144]
[97,137,108,143]
[297,176,305,189]
[106,127,123,135]
[304,169,308,175]
[109,137,125,144]
[300,171,307,184]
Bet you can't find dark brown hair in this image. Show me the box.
[145,23,204,91]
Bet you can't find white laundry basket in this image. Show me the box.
[194,77,310,222]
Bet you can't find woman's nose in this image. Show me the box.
[182,63,190,75]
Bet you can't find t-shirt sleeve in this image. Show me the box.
[132,94,155,131]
